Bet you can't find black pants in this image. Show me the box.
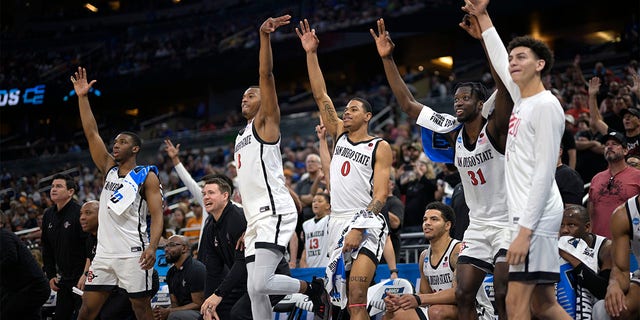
[204,290,286,320]
[54,278,83,320]
[1,278,50,320]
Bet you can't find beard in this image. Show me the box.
[165,253,180,264]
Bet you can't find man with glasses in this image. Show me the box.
[153,235,205,320]
[588,132,640,238]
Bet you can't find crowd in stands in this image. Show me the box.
[0,0,427,88]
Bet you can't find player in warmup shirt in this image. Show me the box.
[371,16,513,319]
[71,67,164,320]
[297,19,393,320]
[383,202,493,320]
[300,193,331,268]
[228,15,327,320]
[603,194,640,319]
[466,1,571,319]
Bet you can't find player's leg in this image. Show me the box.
[128,296,153,320]
[530,284,572,320]
[455,263,486,320]
[428,304,458,320]
[383,307,425,320]
[78,257,117,320]
[77,291,111,320]
[347,253,377,320]
[116,257,155,320]
[614,281,640,320]
[506,281,535,319]
[492,260,509,319]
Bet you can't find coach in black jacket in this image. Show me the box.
[41,173,87,320]
[198,176,290,320]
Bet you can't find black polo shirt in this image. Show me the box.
[166,256,206,306]
[41,200,87,281]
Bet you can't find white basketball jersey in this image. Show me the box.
[330,133,382,219]
[422,239,459,292]
[575,235,607,320]
[455,124,509,225]
[234,121,296,225]
[302,215,330,268]
[627,195,640,263]
[98,166,149,258]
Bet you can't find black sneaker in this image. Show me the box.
[306,277,331,320]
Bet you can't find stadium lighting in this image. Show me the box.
[84,3,98,13]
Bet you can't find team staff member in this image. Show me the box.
[154,235,205,320]
[42,173,87,320]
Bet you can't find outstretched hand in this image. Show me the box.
[588,77,601,97]
[295,19,319,53]
[70,67,97,97]
[459,14,482,40]
[260,14,291,34]
[369,18,395,59]
[628,66,640,95]
[461,0,489,16]
[164,139,180,160]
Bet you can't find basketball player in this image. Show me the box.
[464,1,571,319]
[229,15,328,320]
[371,16,512,319]
[71,67,164,320]
[558,205,612,319]
[383,202,493,320]
[300,193,331,268]
[297,19,393,320]
[603,195,640,319]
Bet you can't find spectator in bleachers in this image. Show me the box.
[627,154,640,169]
[183,201,203,242]
[380,170,404,264]
[588,75,640,158]
[588,132,640,238]
[399,154,439,233]
[556,144,584,206]
[168,207,188,236]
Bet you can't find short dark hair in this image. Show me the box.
[202,174,234,195]
[351,97,372,113]
[425,201,455,225]
[315,192,330,203]
[453,82,489,102]
[507,36,554,76]
[203,176,232,198]
[563,205,589,224]
[52,173,77,191]
[120,131,142,148]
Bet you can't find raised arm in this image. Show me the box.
[315,122,331,191]
[164,139,204,206]
[71,67,115,173]
[296,19,343,139]
[588,77,609,135]
[371,19,423,119]
[255,15,291,143]
[460,13,513,151]
[464,0,521,101]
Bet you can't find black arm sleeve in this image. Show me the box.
[214,210,248,297]
[571,263,610,299]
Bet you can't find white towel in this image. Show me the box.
[558,236,598,272]
[108,166,158,215]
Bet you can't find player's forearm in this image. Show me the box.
[258,31,273,79]
[174,163,203,206]
[381,57,420,119]
[78,95,100,140]
[419,287,456,306]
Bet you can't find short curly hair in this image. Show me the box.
[507,36,554,76]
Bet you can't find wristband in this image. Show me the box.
[389,269,398,274]
[413,294,422,306]
[84,271,89,276]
